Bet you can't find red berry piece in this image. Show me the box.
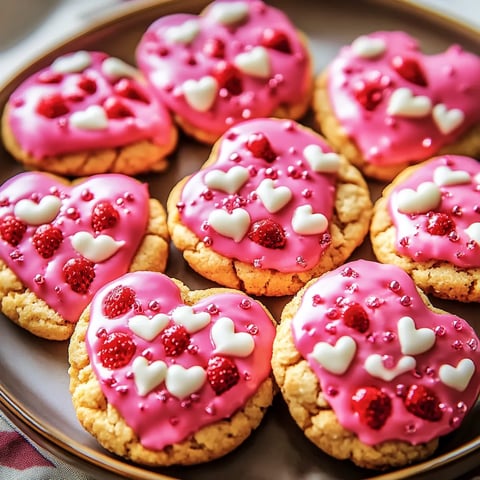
[113,78,149,103]
[98,331,136,369]
[103,285,136,318]
[32,224,63,258]
[212,61,243,96]
[391,56,427,87]
[103,97,133,119]
[36,93,69,118]
[91,201,120,232]
[351,386,392,430]
[404,385,443,421]
[248,218,286,249]
[77,75,97,94]
[161,324,190,356]
[425,212,455,236]
[246,132,277,162]
[260,28,292,54]
[342,302,370,333]
[0,215,27,246]
[353,72,390,111]
[203,37,225,58]
[63,257,95,294]
[37,71,63,84]
[207,355,240,395]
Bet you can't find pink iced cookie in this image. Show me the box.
[314,31,480,181]
[273,260,480,469]
[2,51,177,175]
[136,0,312,144]
[0,171,169,340]
[69,271,276,465]
[167,118,372,296]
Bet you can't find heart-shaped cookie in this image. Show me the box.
[77,271,275,458]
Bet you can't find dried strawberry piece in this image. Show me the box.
[248,218,286,249]
[425,212,455,236]
[391,56,427,87]
[113,78,149,103]
[246,133,277,162]
[212,61,243,96]
[353,73,390,111]
[207,355,240,395]
[63,257,95,294]
[103,285,136,318]
[161,324,190,356]
[203,37,225,58]
[98,331,136,369]
[260,28,292,54]
[342,302,370,333]
[91,201,119,232]
[32,224,63,258]
[404,385,443,421]
[36,93,69,118]
[0,215,27,246]
[103,97,133,119]
[351,386,392,430]
[77,75,97,94]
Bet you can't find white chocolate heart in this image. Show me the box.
[387,87,432,118]
[133,357,167,397]
[51,51,91,73]
[208,1,249,25]
[70,105,108,130]
[433,165,471,186]
[465,223,480,245]
[303,144,341,173]
[291,205,328,235]
[165,19,200,44]
[212,317,255,357]
[71,231,124,262]
[14,195,61,225]
[432,103,464,135]
[165,364,206,399]
[351,35,386,59]
[311,336,356,375]
[183,76,218,112]
[101,57,138,79]
[128,313,169,341]
[234,46,270,79]
[396,181,441,214]
[172,305,211,333]
[256,179,292,213]
[397,316,435,356]
[204,166,249,194]
[364,354,416,381]
[208,208,250,242]
[439,358,475,392]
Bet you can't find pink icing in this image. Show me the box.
[0,172,149,322]
[86,271,275,450]
[7,51,173,159]
[327,31,480,165]
[178,118,337,272]
[135,0,310,139]
[291,259,480,445]
[388,155,480,267]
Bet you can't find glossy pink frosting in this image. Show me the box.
[86,271,275,450]
[7,51,173,158]
[291,260,480,445]
[135,0,310,139]
[178,118,337,272]
[0,172,149,322]
[388,155,480,267]
[327,31,480,165]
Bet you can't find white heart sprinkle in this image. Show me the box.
[204,165,249,195]
[183,76,218,112]
[172,305,211,333]
[211,316,255,357]
[71,231,124,263]
[165,19,200,44]
[70,105,108,130]
[396,181,441,214]
[303,144,341,173]
[432,103,464,135]
[128,313,169,341]
[311,336,356,375]
[133,357,167,397]
[208,1,249,25]
[364,354,416,381]
[51,51,91,73]
[208,208,250,242]
[256,179,292,213]
[101,57,138,79]
[465,223,480,245]
[234,46,270,79]
[165,364,206,399]
[351,35,386,59]
[397,316,435,356]
[433,165,471,186]
[387,87,432,118]
[292,205,328,235]
[439,358,475,392]
[14,195,61,225]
